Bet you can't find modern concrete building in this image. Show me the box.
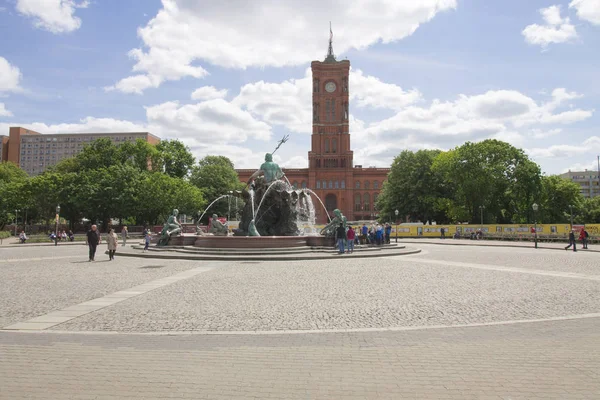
[3,127,160,175]
[560,170,600,198]
[236,33,390,223]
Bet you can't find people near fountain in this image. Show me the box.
[336,223,346,254]
[121,226,128,247]
[384,223,391,244]
[375,224,384,246]
[144,230,151,252]
[346,225,355,254]
[106,228,118,261]
[361,224,368,244]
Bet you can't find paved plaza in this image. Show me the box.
[1,242,599,399]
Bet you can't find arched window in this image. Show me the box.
[373,181,378,190]
[292,181,298,189]
[325,139,330,153]
[354,193,361,212]
[355,181,360,189]
[334,181,339,189]
[364,181,370,190]
[328,180,333,189]
[332,138,337,153]
[301,181,307,189]
[316,181,321,189]
[363,193,371,211]
[322,180,326,189]
[341,180,345,188]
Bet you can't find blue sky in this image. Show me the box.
[0,0,599,174]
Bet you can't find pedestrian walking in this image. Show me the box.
[580,229,589,249]
[346,225,355,254]
[336,223,346,254]
[384,223,391,244]
[106,228,118,260]
[565,229,577,252]
[121,226,128,247]
[144,230,151,252]
[440,227,445,239]
[86,225,100,261]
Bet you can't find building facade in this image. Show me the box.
[0,135,8,162]
[236,35,390,223]
[2,127,160,175]
[560,170,600,198]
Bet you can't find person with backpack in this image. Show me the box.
[580,229,589,250]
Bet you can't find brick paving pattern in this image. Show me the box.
[1,243,599,399]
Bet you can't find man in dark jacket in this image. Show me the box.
[86,225,101,261]
[565,229,577,252]
[336,223,346,254]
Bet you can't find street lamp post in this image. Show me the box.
[54,205,60,246]
[14,209,20,237]
[569,205,574,229]
[532,203,539,249]
[478,205,485,227]
[235,190,242,220]
[228,191,233,221]
[394,209,399,243]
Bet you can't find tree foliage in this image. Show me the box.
[155,140,195,179]
[189,155,244,221]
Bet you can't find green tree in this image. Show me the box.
[581,196,600,223]
[118,139,161,172]
[432,140,542,224]
[0,162,29,229]
[156,140,195,179]
[539,175,584,223]
[376,150,445,223]
[189,155,244,221]
[134,172,205,226]
[0,161,28,183]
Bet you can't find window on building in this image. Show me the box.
[354,193,361,212]
[332,139,337,153]
[292,181,298,189]
[325,139,330,153]
[373,181,378,189]
[364,181,370,190]
[316,181,321,189]
[363,193,371,211]
[341,180,345,188]
[301,181,307,189]
[322,180,326,188]
[328,180,333,189]
[355,181,360,189]
[334,181,339,189]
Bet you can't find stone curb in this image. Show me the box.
[108,247,422,261]
[397,240,600,253]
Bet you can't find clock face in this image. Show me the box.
[325,82,337,93]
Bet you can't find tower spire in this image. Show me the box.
[325,21,336,62]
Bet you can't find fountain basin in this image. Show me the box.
[194,235,311,249]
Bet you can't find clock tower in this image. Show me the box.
[308,27,353,220]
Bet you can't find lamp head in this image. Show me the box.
[532,203,539,211]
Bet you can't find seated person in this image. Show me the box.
[49,232,56,241]
[19,231,28,243]
[61,231,68,241]
[68,230,75,241]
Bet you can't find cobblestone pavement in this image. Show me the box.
[2,318,600,399]
[0,246,210,327]
[1,244,600,398]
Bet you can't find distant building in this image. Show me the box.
[236,31,390,223]
[560,170,600,198]
[0,135,8,162]
[2,127,160,176]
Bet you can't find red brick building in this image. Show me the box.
[236,34,390,223]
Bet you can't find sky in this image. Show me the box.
[0,0,599,174]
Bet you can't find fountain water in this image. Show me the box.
[196,194,235,232]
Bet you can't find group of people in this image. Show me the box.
[334,222,393,254]
[565,228,590,252]
[85,225,131,261]
[49,230,75,242]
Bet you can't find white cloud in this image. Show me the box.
[110,0,457,93]
[528,136,600,158]
[570,0,600,25]
[0,117,146,135]
[145,99,272,143]
[522,5,578,48]
[191,86,228,101]
[16,0,89,34]
[350,69,422,110]
[0,103,13,117]
[0,57,23,94]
